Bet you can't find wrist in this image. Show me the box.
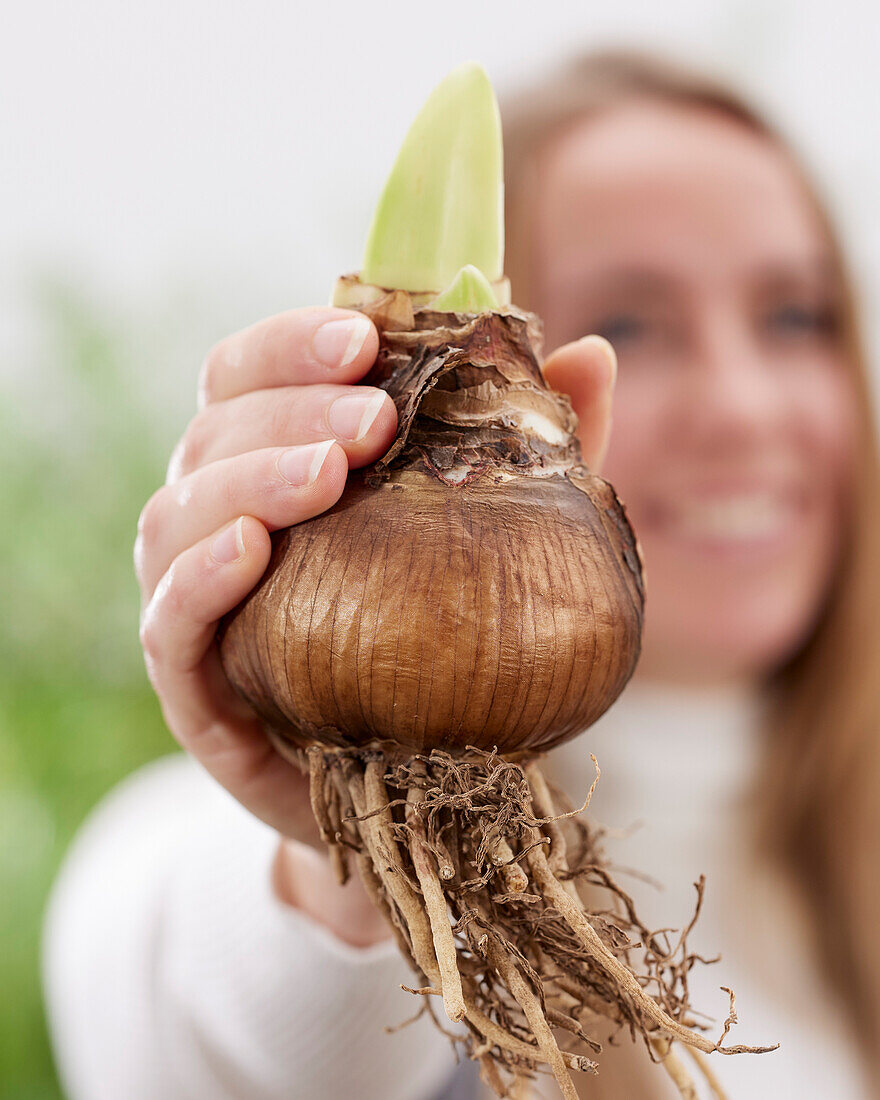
[272,836,392,949]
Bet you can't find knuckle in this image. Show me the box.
[172,411,211,478]
[165,438,186,484]
[146,560,186,628]
[268,393,298,444]
[215,466,243,514]
[324,455,349,501]
[157,563,189,620]
[136,488,166,559]
[290,384,340,441]
[138,605,164,667]
[198,340,227,407]
[272,384,338,445]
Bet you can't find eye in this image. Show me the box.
[594,314,650,345]
[763,302,836,337]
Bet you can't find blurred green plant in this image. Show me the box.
[0,279,189,1098]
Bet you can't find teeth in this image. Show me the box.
[672,494,793,541]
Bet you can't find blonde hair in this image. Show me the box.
[502,50,880,1095]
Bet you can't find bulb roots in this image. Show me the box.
[306,744,775,1098]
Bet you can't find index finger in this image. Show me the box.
[199,307,379,407]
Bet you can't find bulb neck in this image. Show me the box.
[331,273,512,312]
[333,284,584,490]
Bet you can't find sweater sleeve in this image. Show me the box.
[42,754,460,1100]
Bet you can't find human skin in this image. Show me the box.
[134,307,615,946]
[537,101,858,685]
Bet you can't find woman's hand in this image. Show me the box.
[134,307,402,943]
[136,307,401,942]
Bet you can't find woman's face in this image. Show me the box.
[536,101,858,684]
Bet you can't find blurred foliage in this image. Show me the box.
[0,281,188,1098]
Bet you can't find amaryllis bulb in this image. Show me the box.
[219,291,643,756]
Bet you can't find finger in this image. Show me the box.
[199,307,379,407]
[542,335,617,472]
[167,383,396,482]
[139,515,319,840]
[140,515,271,683]
[137,440,348,602]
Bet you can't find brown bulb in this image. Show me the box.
[219,289,644,757]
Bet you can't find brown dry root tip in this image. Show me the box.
[443,815,462,881]
[709,987,778,1057]
[525,841,719,1054]
[526,755,601,825]
[465,1003,598,1075]
[328,844,349,886]
[401,984,443,998]
[433,833,456,881]
[408,760,456,880]
[651,1038,699,1100]
[406,787,466,1022]
[488,834,528,893]
[545,1006,602,1055]
[325,780,350,885]
[685,1046,730,1100]
[485,939,579,1100]
[307,747,334,843]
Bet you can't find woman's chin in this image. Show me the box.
[637,574,832,684]
[638,610,819,685]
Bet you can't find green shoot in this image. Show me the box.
[361,62,504,292]
[431,264,499,312]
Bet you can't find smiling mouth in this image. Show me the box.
[651,492,804,545]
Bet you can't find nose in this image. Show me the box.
[677,309,784,453]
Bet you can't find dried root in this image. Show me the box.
[307,745,776,1098]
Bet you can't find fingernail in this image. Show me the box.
[277,439,335,486]
[327,390,386,441]
[211,517,246,564]
[312,316,372,370]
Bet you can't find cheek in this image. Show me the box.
[599,364,860,679]
[791,365,859,497]
[600,372,673,491]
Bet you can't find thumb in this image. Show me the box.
[542,335,617,472]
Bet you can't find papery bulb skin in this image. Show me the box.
[219,289,644,756]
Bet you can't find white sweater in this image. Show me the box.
[43,684,873,1100]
